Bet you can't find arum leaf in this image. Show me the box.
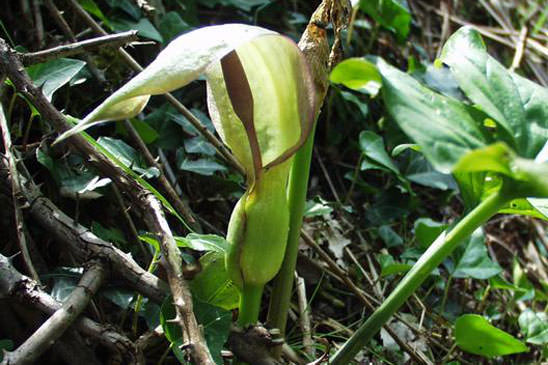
[54,24,276,142]
[374,56,488,173]
[54,24,315,182]
[441,26,548,159]
[455,314,528,357]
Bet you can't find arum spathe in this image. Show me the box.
[55,24,316,325]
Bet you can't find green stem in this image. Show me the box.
[132,248,160,335]
[238,283,264,327]
[267,124,317,338]
[330,189,511,365]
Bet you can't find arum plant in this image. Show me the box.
[330,26,548,364]
[55,24,316,328]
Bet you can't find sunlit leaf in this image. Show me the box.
[330,58,382,96]
[455,314,528,357]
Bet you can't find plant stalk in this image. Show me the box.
[330,189,511,364]
[267,124,317,341]
[238,284,264,327]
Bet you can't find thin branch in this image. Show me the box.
[510,26,528,72]
[111,182,149,258]
[301,230,434,365]
[20,30,139,66]
[295,274,314,358]
[64,0,246,175]
[0,253,143,364]
[0,99,40,283]
[0,161,167,302]
[123,119,200,231]
[2,260,105,365]
[32,0,44,48]
[43,0,106,83]
[0,38,213,364]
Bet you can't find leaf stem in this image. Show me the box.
[238,284,264,327]
[267,124,317,341]
[330,188,511,364]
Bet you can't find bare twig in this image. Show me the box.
[123,119,200,230]
[134,0,155,15]
[1,260,105,365]
[111,182,149,256]
[0,161,167,302]
[0,39,213,364]
[295,274,314,358]
[64,0,246,175]
[43,0,106,83]
[0,100,40,283]
[301,230,435,365]
[32,0,44,48]
[510,26,528,72]
[0,253,143,364]
[21,30,139,66]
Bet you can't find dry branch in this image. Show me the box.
[0,37,213,364]
[20,30,139,66]
[1,260,105,365]
[0,102,39,283]
[0,253,144,364]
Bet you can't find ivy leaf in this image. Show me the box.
[359,0,411,42]
[452,228,502,280]
[178,157,227,176]
[519,309,548,345]
[26,58,86,101]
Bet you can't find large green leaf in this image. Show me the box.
[26,58,86,101]
[441,26,548,159]
[455,314,528,357]
[374,57,489,174]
